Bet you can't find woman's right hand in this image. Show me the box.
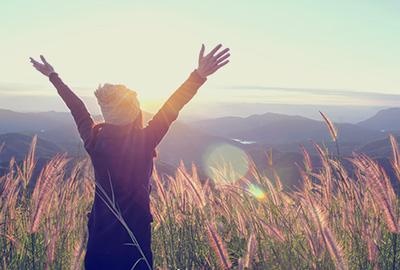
[30,55,55,77]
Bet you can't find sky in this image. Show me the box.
[1,0,400,115]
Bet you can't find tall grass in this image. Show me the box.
[1,134,400,269]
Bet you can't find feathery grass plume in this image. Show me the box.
[300,145,313,172]
[299,168,313,194]
[20,135,37,188]
[177,164,205,208]
[352,155,399,233]
[329,158,352,198]
[305,196,348,269]
[268,163,284,192]
[244,233,257,268]
[366,230,378,264]
[0,158,14,195]
[319,111,341,157]
[152,167,167,206]
[341,197,356,233]
[389,134,400,168]
[313,143,333,205]
[70,232,86,270]
[380,164,397,211]
[319,111,338,142]
[266,178,281,205]
[0,233,21,250]
[30,155,68,233]
[314,142,329,162]
[259,219,285,243]
[322,227,348,270]
[389,134,400,193]
[206,222,232,269]
[301,218,319,258]
[0,158,19,221]
[64,182,80,229]
[3,136,400,268]
[237,258,244,270]
[266,148,274,167]
[44,221,57,268]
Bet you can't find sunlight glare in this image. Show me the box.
[247,184,267,201]
[203,143,250,183]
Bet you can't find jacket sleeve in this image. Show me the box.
[144,70,206,148]
[49,73,95,148]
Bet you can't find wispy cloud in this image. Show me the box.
[0,82,94,96]
[228,85,400,99]
[225,85,400,106]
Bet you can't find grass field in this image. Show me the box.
[1,132,400,269]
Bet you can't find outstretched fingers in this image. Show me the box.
[217,59,230,68]
[40,55,49,65]
[198,44,205,63]
[196,43,231,78]
[30,59,42,71]
[29,55,55,77]
[214,48,230,59]
[40,55,53,70]
[216,52,230,64]
[210,60,230,74]
[30,57,40,65]
[206,44,222,58]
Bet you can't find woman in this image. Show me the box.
[30,44,230,270]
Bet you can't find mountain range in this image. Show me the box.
[1,107,400,189]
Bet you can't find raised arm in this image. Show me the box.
[30,55,94,148]
[145,44,230,148]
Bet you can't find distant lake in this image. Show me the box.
[232,138,256,145]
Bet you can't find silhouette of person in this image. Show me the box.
[30,44,230,270]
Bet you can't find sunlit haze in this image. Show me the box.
[1,1,400,117]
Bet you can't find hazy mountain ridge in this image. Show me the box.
[357,134,400,158]
[0,107,399,186]
[190,112,389,149]
[1,107,399,159]
[358,107,400,131]
[190,113,308,138]
[0,133,63,163]
[0,109,74,133]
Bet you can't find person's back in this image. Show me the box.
[86,123,155,268]
[30,44,230,269]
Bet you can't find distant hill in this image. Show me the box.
[358,107,400,131]
[191,113,307,138]
[0,109,157,155]
[0,133,63,163]
[0,109,83,153]
[235,119,383,145]
[191,113,385,148]
[0,109,74,133]
[357,135,400,158]
[183,102,384,123]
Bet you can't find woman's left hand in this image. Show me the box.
[196,44,230,79]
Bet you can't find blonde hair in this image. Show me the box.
[94,84,141,126]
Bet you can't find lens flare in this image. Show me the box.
[203,143,250,183]
[248,184,266,201]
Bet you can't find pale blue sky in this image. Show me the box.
[1,1,399,113]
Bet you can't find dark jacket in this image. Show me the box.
[49,71,206,268]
